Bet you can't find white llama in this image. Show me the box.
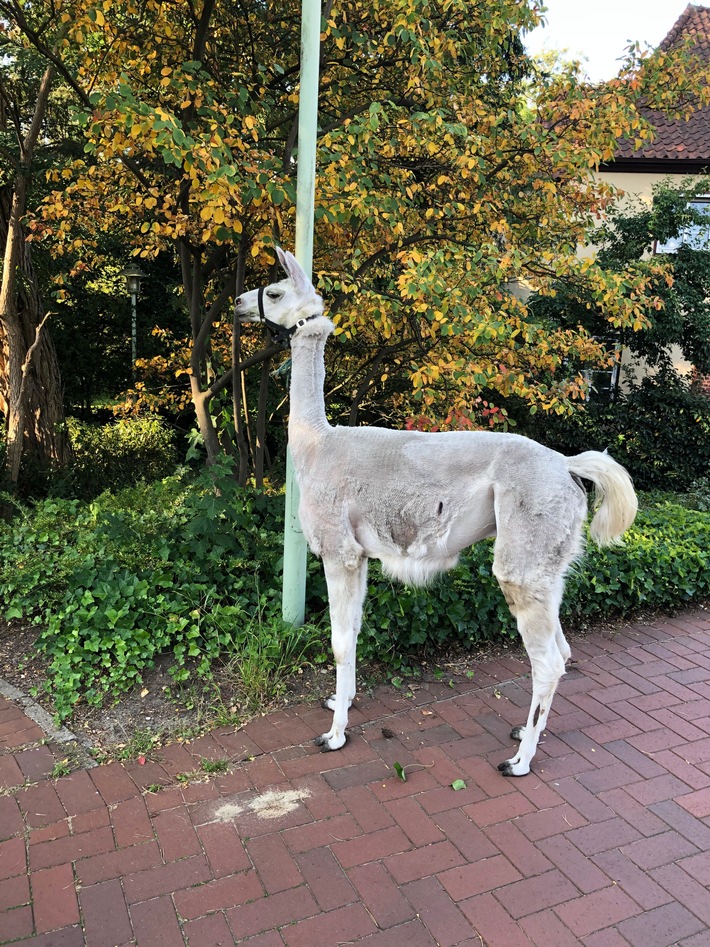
[235,248,638,776]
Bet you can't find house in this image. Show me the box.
[597,4,710,394]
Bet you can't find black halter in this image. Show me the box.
[257,287,320,346]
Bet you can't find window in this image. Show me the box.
[655,197,710,253]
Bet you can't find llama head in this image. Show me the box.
[235,247,324,329]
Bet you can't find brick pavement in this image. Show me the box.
[1,608,709,946]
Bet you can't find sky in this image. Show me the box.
[524,0,693,82]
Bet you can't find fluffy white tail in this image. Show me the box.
[565,451,638,547]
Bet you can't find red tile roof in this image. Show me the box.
[608,4,710,171]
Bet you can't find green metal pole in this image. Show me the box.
[282,0,321,626]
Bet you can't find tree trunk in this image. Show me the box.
[0,176,71,488]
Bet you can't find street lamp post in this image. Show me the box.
[120,263,148,379]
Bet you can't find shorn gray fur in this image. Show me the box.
[235,248,638,776]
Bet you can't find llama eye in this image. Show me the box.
[266,291,281,300]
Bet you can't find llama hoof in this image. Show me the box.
[315,732,347,752]
[497,756,530,777]
[510,725,526,742]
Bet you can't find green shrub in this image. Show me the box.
[64,415,177,498]
[1,473,707,720]
[526,377,710,493]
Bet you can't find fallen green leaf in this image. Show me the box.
[451,778,467,791]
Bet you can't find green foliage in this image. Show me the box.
[524,375,710,492]
[0,465,321,719]
[65,415,177,497]
[1,474,707,721]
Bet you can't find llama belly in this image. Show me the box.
[353,519,458,586]
[346,486,497,586]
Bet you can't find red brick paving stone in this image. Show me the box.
[519,908,582,947]
[90,760,145,804]
[386,839,469,885]
[651,863,710,926]
[458,891,533,947]
[122,853,213,903]
[564,816,642,857]
[494,869,582,919]
[678,849,710,886]
[323,757,392,792]
[353,917,439,947]
[432,808,499,863]
[346,861,416,929]
[555,885,643,938]
[514,803,587,841]
[576,760,643,796]
[196,820,251,878]
[295,846,356,910]
[383,795,446,847]
[675,785,710,818]
[239,933,286,946]
[281,813,362,854]
[291,772,348,821]
[29,821,70,846]
[246,832,304,894]
[284,901,380,947]
[0,754,24,789]
[130,894,184,946]
[71,806,111,838]
[78,838,164,888]
[331,825,411,868]
[623,773,693,806]
[402,875,476,947]
[153,805,203,861]
[583,929,634,947]
[600,738,668,779]
[227,885,320,940]
[1,836,28,881]
[14,746,57,783]
[413,780,488,816]
[79,878,133,947]
[110,795,155,848]
[655,749,710,790]
[173,869,264,919]
[462,791,536,828]
[29,825,115,871]
[0,722,44,749]
[0,903,34,941]
[0,871,30,912]
[617,902,706,947]
[560,730,618,772]
[32,862,80,933]
[181,911,236,947]
[55,770,105,815]
[0,794,23,841]
[482,821,554,878]
[536,835,610,894]
[339,783,395,832]
[622,829,700,870]
[438,854,522,900]
[551,776,616,823]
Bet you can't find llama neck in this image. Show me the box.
[288,330,331,437]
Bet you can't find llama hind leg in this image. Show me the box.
[497,581,566,776]
[511,617,571,744]
[316,557,368,751]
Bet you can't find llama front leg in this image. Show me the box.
[316,557,368,751]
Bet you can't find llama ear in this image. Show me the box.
[276,247,312,291]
